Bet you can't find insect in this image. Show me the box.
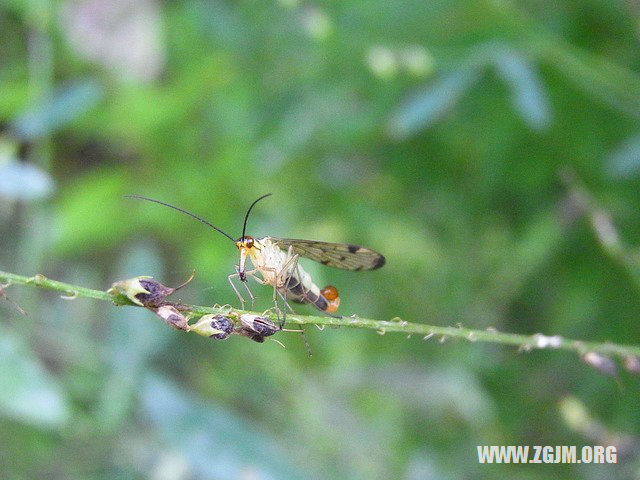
[126,194,385,319]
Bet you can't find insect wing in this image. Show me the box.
[271,238,385,271]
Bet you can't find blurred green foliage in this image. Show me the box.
[1,0,640,478]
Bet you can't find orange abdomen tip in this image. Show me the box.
[321,285,340,313]
[321,285,339,301]
[325,298,340,313]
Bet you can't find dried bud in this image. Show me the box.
[240,314,279,336]
[189,314,234,340]
[136,278,176,307]
[109,273,194,307]
[210,315,234,340]
[582,352,617,377]
[153,305,188,331]
[623,355,640,375]
[239,314,279,343]
[238,330,265,343]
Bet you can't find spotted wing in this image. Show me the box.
[271,238,385,271]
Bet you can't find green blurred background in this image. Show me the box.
[1,0,640,478]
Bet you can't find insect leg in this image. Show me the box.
[278,247,303,326]
[228,267,261,310]
[227,272,248,310]
[253,264,285,324]
[281,253,312,355]
[242,268,266,310]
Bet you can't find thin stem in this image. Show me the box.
[560,169,640,293]
[2,269,640,359]
[1,270,113,301]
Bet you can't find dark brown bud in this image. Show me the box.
[240,314,279,336]
[189,313,235,339]
[210,315,234,340]
[108,273,194,308]
[243,331,267,343]
[238,314,279,342]
[582,352,617,377]
[136,279,176,308]
[153,305,189,331]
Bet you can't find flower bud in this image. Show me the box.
[239,314,279,343]
[136,278,177,307]
[109,273,194,307]
[210,315,234,340]
[190,314,234,340]
[582,352,617,377]
[108,277,155,306]
[623,355,640,375]
[153,305,188,331]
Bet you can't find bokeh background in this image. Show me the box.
[1,0,640,478]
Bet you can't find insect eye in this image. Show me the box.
[321,285,339,301]
[244,236,254,248]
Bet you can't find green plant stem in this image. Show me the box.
[2,269,640,359]
[559,170,640,293]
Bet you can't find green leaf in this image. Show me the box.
[11,79,103,139]
[387,68,479,139]
[0,333,70,428]
[493,46,551,131]
[0,138,54,200]
[606,133,640,179]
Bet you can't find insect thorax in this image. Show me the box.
[248,237,313,290]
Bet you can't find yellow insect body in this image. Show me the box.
[237,236,340,313]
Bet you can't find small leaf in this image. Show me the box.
[11,79,103,139]
[0,162,55,201]
[605,133,640,179]
[582,352,617,377]
[387,68,479,139]
[0,333,70,428]
[493,47,551,131]
[0,138,55,200]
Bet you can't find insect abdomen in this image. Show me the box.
[254,239,341,313]
[286,276,340,313]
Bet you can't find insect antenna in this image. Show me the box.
[241,193,272,239]
[125,195,236,242]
